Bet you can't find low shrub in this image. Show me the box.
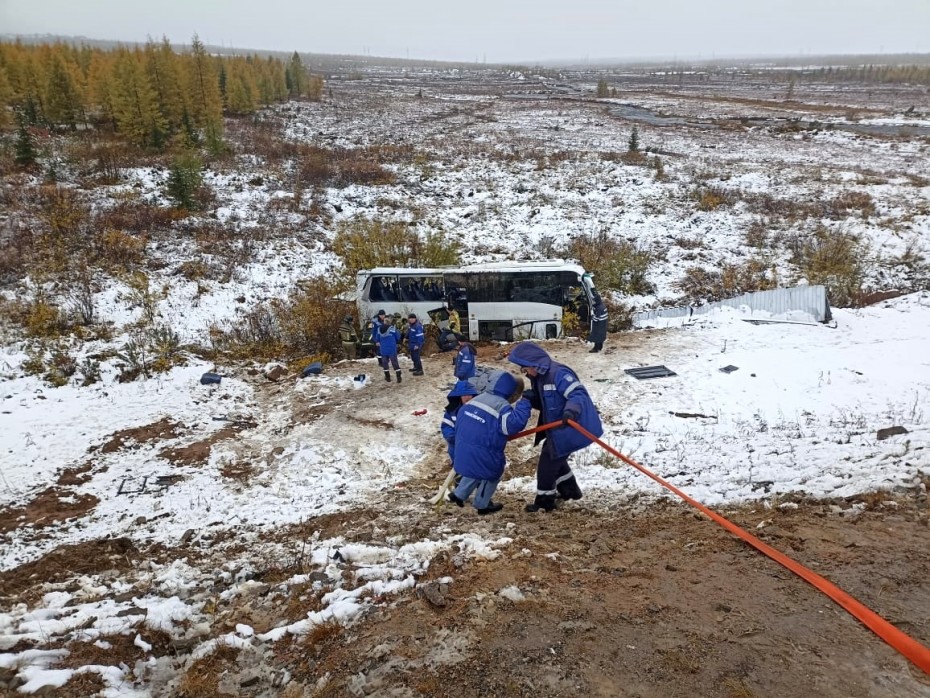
[95,199,184,233]
[826,191,875,219]
[296,145,398,188]
[743,219,770,249]
[329,218,461,283]
[563,232,654,296]
[212,277,353,360]
[24,296,71,338]
[94,229,146,270]
[37,187,93,273]
[21,341,77,387]
[790,227,868,307]
[78,357,101,386]
[674,258,777,305]
[692,186,740,211]
[114,325,185,382]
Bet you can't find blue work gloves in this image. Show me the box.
[562,407,580,426]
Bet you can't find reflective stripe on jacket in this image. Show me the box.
[453,394,531,480]
[454,344,476,379]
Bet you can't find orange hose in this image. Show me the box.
[509,419,930,675]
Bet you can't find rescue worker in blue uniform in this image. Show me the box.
[589,296,608,353]
[406,313,425,376]
[453,333,476,380]
[507,342,603,512]
[449,371,531,514]
[375,320,402,383]
[441,380,478,466]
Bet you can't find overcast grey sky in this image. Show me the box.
[2,0,928,63]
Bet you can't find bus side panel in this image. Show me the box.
[467,302,562,341]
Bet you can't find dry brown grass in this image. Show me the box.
[177,644,241,698]
[58,671,108,697]
[0,487,100,534]
[99,417,184,454]
[0,537,138,604]
[281,583,325,624]
[827,190,876,218]
[220,459,256,482]
[693,185,740,211]
[57,629,173,670]
[95,199,185,234]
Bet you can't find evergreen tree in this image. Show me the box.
[187,35,224,152]
[144,38,187,134]
[628,125,640,153]
[14,115,37,167]
[165,149,204,209]
[225,59,258,114]
[88,52,117,130]
[44,55,80,129]
[287,51,305,97]
[0,66,12,128]
[112,49,167,148]
[596,78,608,97]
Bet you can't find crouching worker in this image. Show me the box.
[441,380,478,466]
[507,342,603,512]
[449,372,531,514]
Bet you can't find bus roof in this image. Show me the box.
[357,260,589,277]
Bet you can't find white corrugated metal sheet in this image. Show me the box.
[633,285,832,328]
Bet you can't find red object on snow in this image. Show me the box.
[412,409,428,416]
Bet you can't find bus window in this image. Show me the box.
[398,276,445,302]
[511,272,562,305]
[467,273,511,303]
[368,275,399,302]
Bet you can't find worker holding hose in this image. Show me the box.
[508,342,603,512]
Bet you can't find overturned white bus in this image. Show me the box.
[356,261,602,342]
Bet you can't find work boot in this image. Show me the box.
[477,501,504,515]
[448,492,465,507]
[396,370,403,383]
[556,476,583,501]
[524,494,557,513]
[384,370,391,382]
[412,370,424,376]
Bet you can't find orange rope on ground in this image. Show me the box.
[509,419,930,675]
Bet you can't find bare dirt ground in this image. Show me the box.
[242,493,930,697]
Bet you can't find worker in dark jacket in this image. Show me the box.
[406,313,425,376]
[375,321,402,383]
[441,380,478,465]
[449,371,532,514]
[589,297,608,353]
[453,333,476,380]
[370,309,388,357]
[508,342,603,512]
[339,315,360,359]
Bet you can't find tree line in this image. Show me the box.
[0,37,323,150]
